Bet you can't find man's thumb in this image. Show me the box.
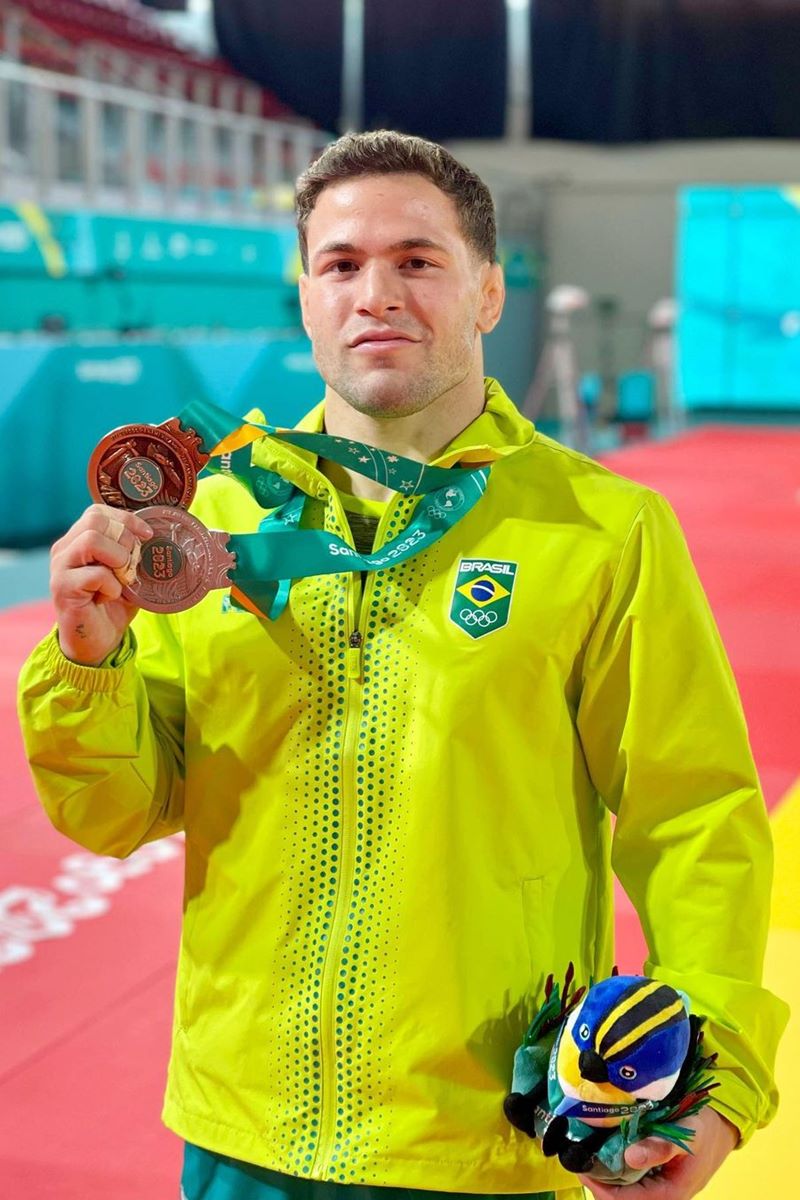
[625,1137,682,1171]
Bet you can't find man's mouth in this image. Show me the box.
[349,330,419,349]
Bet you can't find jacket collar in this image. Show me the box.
[297,376,533,460]
[432,377,536,467]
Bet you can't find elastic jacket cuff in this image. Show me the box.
[46,627,137,691]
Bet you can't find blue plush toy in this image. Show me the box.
[504,968,718,1186]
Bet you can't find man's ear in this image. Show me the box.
[298,273,312,338]
[476,262,505,335]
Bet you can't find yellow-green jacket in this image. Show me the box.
[18,381,787,1194]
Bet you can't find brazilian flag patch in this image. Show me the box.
[449,559,518,640]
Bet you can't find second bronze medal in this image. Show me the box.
[122,506,236,613]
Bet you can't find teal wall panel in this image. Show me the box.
[2,334,322,546]
[231,339,322,426]
[0,342,51,415]
[677,186,800,409]
[484,240,541,406]
[0,205,302,334]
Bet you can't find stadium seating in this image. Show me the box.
[5,0,294,118]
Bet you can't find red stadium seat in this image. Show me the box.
[10,0,296,120]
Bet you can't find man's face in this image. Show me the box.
[298,173,503,419]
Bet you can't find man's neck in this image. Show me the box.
[320,378,487,502]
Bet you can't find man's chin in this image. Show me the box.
[336,381,431,420]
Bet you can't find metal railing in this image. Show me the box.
[0,58,331,218]
[0,4,270,116]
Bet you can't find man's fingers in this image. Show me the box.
[85,503,154,546]
[52,506,153,575]
[104,515,127,544]
[578,1137,685,1198]
[580,1112,737,1199]
[579,1158,679,1200]
[113,537,142,587]
[624,1135,685,1172]
[53,527,134,574]
[53,505,153,559]
[54,564,125,605]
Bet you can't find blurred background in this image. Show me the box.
[2,0,800,551]
[0,2,797,1196]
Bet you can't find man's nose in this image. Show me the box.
[354,263,404,315]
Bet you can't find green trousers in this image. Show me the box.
[181,1145,574,1200]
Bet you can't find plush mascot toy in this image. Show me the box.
[504,967,718,1186]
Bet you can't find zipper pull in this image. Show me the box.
[347,630,364,680]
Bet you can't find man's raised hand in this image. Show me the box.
[51,504,153,666]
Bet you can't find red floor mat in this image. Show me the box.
[1,600,183,1197]
[600,426,800,812]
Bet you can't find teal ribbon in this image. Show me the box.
[181,398,485,499]
[178,398,493,620]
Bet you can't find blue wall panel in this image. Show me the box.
[2,334,323,546]
[0,205,302,334]
[677,187,800,409]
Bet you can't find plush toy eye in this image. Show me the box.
[620,1065,637,1081]
[579,1023,591,1040]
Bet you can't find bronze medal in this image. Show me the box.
[87,417,209,510]
[122,505,236,613]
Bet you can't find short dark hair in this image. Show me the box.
[295,130,497,271]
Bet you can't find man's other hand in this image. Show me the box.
[579,1107,739,1200]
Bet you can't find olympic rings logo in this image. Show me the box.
[459,607,498,628]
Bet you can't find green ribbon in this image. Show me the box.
[178,398,493,619]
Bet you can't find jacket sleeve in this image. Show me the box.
[17,608,186,859]
[576,491,789,1144]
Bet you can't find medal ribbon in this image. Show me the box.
[180,397,492,500]
[176,399,496,620]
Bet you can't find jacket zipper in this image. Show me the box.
[311,499,395,1176]
[347,629,364,680]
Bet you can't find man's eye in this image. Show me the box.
[405,258,432,270]
[327,261,358,273]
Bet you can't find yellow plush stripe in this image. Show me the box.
[604,997,686,1060]
[595,979,662,1048]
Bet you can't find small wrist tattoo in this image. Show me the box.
[75,623,88,640]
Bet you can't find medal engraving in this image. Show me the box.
[141,537,184,581]
[122,506,235,613]
[88,418,209,510]
[119,457,164,503]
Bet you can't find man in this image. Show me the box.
[18,132,786,1200]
